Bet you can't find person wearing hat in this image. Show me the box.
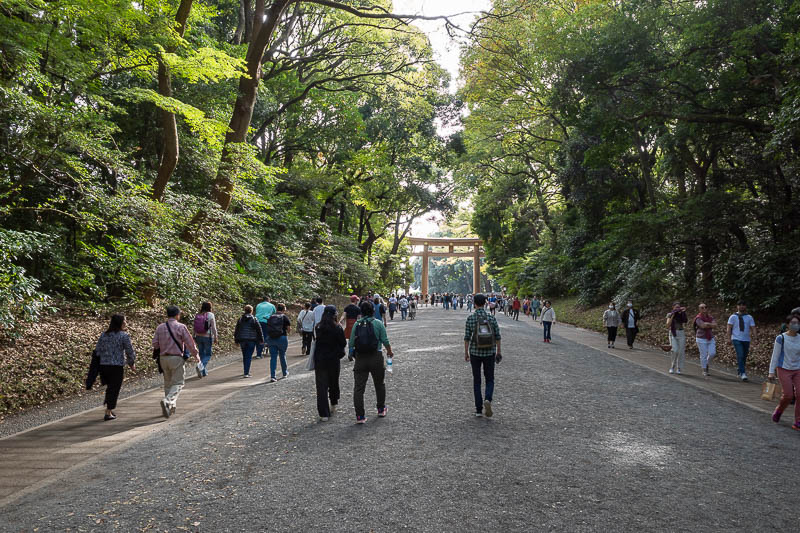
[342,295,361,343]
[152,305,199,418]
[727,300,757,381]
[314,305,347,421]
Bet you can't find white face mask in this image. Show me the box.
[790,323,800,332]
[609,306,614,310]
[627,303,633,308]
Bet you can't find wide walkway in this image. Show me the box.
[1,307,797,531]
[0,340,304,505]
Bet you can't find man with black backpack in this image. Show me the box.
[265,303,292,382]
[464,294,502,418]
[348,300,394,424]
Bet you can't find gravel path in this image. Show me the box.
[2,307,797,531]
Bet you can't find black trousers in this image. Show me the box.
[315,359,341,417]
[99,365,124,410]
[513,309,520,320]
[301,331,314,355]
[353,352,386,417]
[626,327,638,347]
[607,326,618,343]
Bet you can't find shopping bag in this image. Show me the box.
[305,340,315,371]
[761,381,782,401]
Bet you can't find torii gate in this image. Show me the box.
[407,237,485,295]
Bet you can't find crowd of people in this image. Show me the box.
[88,289,800,432]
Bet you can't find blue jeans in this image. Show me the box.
[268,335,289,378]
[195,336,213,376]
[401,308,407,320]
[470,355,495,413]
[542,321,552,340]
[240,341,256,375]
[255,322,269,358]
[732,339,750,375]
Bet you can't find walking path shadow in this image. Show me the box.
[0,340,304,506]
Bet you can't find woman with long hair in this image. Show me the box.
[313,305,347,421]
[93,314,136,420]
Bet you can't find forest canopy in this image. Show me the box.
[0,0,460,334]
[458,0,800,310]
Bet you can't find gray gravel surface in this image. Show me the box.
[2,308,797,531]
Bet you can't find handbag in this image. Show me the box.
[761,380,782,401]
[660,343,672,352]
[305,340,316,371]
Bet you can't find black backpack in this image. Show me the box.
[266,315,284,338]
[353,319,379,355]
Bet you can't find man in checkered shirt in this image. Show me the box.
[464,294,502,417]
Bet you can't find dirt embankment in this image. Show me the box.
[0,297,342,419]
[550,297,788,375]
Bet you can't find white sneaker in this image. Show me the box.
[320,417,329,422]
[676,369,682,375]
[669,368,674,374]
[474,412,483,417]
[160,398,170,419]
[741,373,748,382]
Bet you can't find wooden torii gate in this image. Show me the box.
[407,237,485,295]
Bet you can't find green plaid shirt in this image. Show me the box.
[464,308,501,357]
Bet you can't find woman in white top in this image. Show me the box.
[769,313,800,429]
[297,302,315,356]
[602,302,621,349]
[540,301,556,343]
[194,301,218,377]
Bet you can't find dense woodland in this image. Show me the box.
[0,0,463,336]
[459,0,800,311]
[4,0,800,341]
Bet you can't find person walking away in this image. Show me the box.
[342,295,361,343]
[399,295,409,320]
[531,296,541,321]
[464,294,502,417]
[266,303,292,382]
[193,302,218,377]
[602,302,621,349]
[153,306,199,418]
[388,294,398,321]
[769,313,800,430]
[312,296,325,327]
[409,297,417,320]
[373,296,387,326]
[694,303,717,376]
[621,301,641,349]
[314,306,347,421]
[541,301,556,343]
[512,297,521,321]
[459,294,465,309]
[234,304,264,378]
[349,300,394,424]
[727,300,757,381]
[297,302,315,356]
[254,296,276,359]
[94,314,136,420]
[666,302,688,373]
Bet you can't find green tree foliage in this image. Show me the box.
[0,0,458,333]
[459,0,800,310]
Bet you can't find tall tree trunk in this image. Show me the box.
[337,203,346,234]
[210,0,290,212]
[151,0,195,202]
[357,206,365,245]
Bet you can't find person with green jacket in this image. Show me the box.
[349,300,394,424]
